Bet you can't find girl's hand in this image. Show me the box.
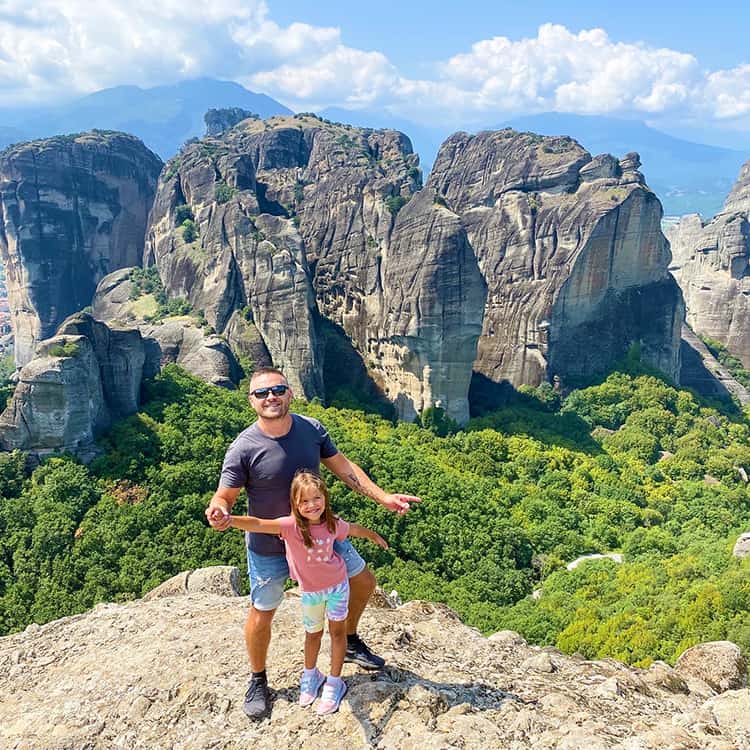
[369,531,388,550]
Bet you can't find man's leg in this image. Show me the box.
[244,549,288,719]
[346,566,376,636]
[245,606,276,671]
[333,539,385,670]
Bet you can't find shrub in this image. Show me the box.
[174,204,193,225]
[385,195,407,216]
[47,342,80,358]
[214,182,237,205]
[181,220,198,243]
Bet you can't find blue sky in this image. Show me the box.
[2,1,749,143]
[270,0,749,73]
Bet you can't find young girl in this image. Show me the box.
[225,470,388,715]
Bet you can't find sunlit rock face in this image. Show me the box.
[667,158,750,367]
[145,115,484,421]
[429,134,683,390]
[0,131,162,367]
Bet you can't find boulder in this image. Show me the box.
[702,688,750,733]
[143,566,241,600]
[732,532,750,558]
[674,641,748,693]
[91,268,139,324]
[566,553,623,571]
[0,131,162,366]
[140,319,243,389]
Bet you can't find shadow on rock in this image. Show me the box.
[274,665,529,747]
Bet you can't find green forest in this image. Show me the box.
[2,362,750,669]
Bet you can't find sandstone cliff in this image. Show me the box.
[0,312,152,457]
[146,114,484,417]
[0,131,162,367]
[0,119,682,427]
[146,117,679,423]
[1,567,748,750]
[667,158,750,367]
[429,139,683,391]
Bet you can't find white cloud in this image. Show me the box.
[0,0,338,104]
[434,24,702,119]
[249,47,400,109]
[0,6,749,134]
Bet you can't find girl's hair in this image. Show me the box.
[290,470,336,547]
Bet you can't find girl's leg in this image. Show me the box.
[301,591,326,669]
[317,582,351,715]
[318,619,349,714]
[304,629,324,670]
[328,618,347,677]
[299,593,327,707]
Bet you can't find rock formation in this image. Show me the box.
[145,114,485,419]
[1,566,749,749]
[204,108,258,136]
[144,116,327,399]
[140,319,243,389]
[145,117,680,423]
[0,118,683,426]
[680,324,750,404]
[428,138,683,391]
[667,158,750,366]
[91,268,245,389]
[733,532,750,559]
[0,313,152,457]
[0,131,162,367]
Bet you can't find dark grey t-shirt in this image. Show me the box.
[219,414,338,555]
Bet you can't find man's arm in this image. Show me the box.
[205,486,242,530]
[322,452,421,515]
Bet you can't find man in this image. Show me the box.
[205,367,420,719]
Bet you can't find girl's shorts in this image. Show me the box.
[301,579,350,633]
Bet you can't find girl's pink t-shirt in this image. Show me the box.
[278,515,350,593]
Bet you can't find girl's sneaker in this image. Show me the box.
[299,668,326,707]
[316,677,347,715]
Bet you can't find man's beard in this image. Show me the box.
[260,402,289,419]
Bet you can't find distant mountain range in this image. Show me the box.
[0,78,291,158]
[1,78,745,218]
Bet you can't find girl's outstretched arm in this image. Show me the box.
[347,522,388,549]
[226,515,283,535]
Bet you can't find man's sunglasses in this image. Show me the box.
[250,384,290,399]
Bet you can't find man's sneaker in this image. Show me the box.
[243,674,271,719]
[299,667,326,707]
[316,678,348,715]
[344,634,385,670]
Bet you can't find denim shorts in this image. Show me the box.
[246,539,366,611]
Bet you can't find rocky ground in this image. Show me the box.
[1,567,748,750]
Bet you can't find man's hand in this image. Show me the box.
[205,504,231,531]
[205,487,241,530]
[381,493,421,515]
